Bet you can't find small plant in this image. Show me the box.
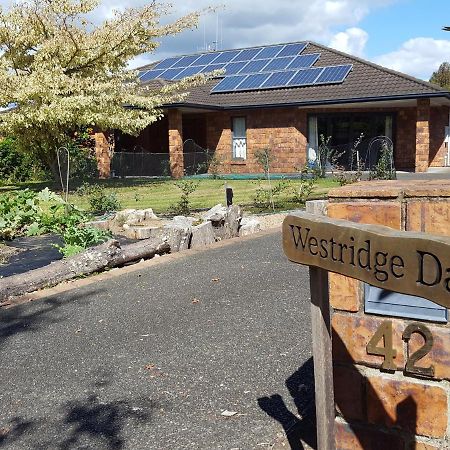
[87,187,121,213]
[204,149,223,179]
[253,178,291,210]
[332,133,364,186]
[291,165,318,204]
[254,148,277,211]
[317,135,333,178]
[169,179,200,215]
[369,141,396,180]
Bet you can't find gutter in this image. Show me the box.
[164,92,450,111]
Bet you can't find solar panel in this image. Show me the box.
[159,67,185,80]
[152,56,182,70]
[257,45,284,59]
[262,70,296,88]
[213,50,241,64]
[172,55,202,67]
[287,67,324,86]
[287,53,320,69]
[193,53,219,66]
[239,59,270,74]
[224,61,248,75]
[140,69,166,82]
[174,66,205,79]
[315,64,352,83]
[211,74,248,92]
[232,48,263,61]
[201,63,226,73]
[277,42,308,57]
[235,73,270,91]
[263,57,295,72]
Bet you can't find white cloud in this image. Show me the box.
[329,27,368,57]
[375,37,450,80]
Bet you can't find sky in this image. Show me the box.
[3,0,449,81]
[124,0,450,81]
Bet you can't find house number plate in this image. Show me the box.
[366,320,435,377]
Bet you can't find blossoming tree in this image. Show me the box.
[0,0,207,174]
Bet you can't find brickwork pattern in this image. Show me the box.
[328,180,450,449]
[415,99,431,172]
[94,131,112,178]
[168,109,184,178]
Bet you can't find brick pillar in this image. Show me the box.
[168,109,184,178]
[415,98,430,173]
[327,180,450,449]
[94,131,112,179]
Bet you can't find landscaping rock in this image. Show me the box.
[162,223,192,252]
[143,208,158,220]
[85,220,109,230]
[210,205,242,241]
[125,226,161,240]
[239,218,261,237]
[306,199,328,216]
[202,204,227,223]
[190,222,215,249]
[172,216,197,227]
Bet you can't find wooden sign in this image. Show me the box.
[283,212,450,308]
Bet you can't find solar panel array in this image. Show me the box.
[138,42,353,93]
[211,65,353,93]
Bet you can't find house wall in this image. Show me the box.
[205,104,448,174]
[206,107,308,173]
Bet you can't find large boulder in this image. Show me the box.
[162,222,192,252]
[190,222,215,249]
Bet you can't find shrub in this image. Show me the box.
[88,188,121,214]
[0,137,49,183]
[169,179,200,215]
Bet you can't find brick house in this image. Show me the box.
[95,41,450,178]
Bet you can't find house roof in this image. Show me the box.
[139,41,450,110]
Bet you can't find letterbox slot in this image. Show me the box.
[364,283,448,323]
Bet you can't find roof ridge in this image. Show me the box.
[309,41,449,94]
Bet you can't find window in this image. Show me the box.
[232,117,247,159]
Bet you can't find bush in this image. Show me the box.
[0,137,49,182]
[88,188,120,214]
[169,179,200,215]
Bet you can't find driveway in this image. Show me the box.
[0,231,316,450]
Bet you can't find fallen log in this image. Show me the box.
[0,239,170,302]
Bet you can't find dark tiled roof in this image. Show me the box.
[141,41,450,109]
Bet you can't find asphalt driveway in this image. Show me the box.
[0,231,316,450]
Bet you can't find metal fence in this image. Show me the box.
[111,152,170,177]
[111,151,209,177]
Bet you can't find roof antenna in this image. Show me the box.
[215,11,219,51]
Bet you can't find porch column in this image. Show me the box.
[415,98,430,172]
[168,109,184,178]
[94,130,112,179]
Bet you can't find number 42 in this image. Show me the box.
[366,320,434,377]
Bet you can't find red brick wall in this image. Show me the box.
[206,107,307,174]
[205,104,448,174]
[327,181,450,449]
[430,106,449,167]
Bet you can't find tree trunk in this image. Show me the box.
[0,239,170,302]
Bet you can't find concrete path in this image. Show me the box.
[0,231,316,450]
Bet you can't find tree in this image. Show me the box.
[430,62,450,90]
[0,0,208,174]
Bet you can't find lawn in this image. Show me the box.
[0,177,339,214]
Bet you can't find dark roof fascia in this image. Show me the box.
[165,92,450,111]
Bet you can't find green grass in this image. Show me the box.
[0,177,339,214]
